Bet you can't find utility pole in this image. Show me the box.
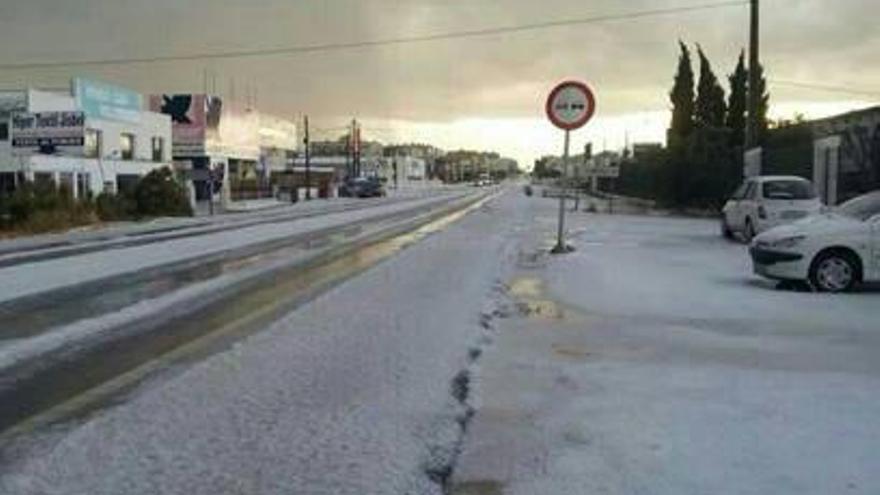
[346,119,354,179]
[746,0,760,149]
[304,115,311,201]
[353,119,361,178]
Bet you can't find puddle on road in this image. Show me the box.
[0,226,366,342]
[507,277,566,321]
[451,480,505,495]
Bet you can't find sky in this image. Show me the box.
[0,0,878,167]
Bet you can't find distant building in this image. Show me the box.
[1,79,172,198]
[756,105,880,204]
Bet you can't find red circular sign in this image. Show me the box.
[546,81,596,131]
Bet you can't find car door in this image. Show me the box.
[739,180,759,229]
[871,214,880,280]
[730,180,754,230]
[724,182,748,229]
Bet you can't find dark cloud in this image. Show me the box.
[1,0,877,123]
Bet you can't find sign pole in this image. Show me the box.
[554,129,570,253]
[545,80,596,254]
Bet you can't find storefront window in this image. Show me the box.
[33,172,55,190]
[120,133,135,160]
[84,129,101,158]
[59,172,74,195]
[77,173,91,199]
[151,137,164,162]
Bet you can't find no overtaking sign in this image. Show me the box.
[546,81,596,131]
[545,80,596,254]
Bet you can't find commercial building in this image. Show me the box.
[1,79,172,198]
[149,94,299,207]
[752,106,880,204]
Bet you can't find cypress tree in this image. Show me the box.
[695,45,727,128]
[727,51,748,147]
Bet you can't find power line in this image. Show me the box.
[0,1,747,71]
[771,79,880,99]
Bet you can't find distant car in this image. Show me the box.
[339,177,386,198]
[750,191,880,292]
[721,176,823,242]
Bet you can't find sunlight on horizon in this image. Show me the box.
[360,99,876,169]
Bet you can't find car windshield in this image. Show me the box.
[836,192,880,220]
[762,180,816,200]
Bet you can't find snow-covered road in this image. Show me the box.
[0,190,522,494]
[3,190,878,495]
[0,192,469,303]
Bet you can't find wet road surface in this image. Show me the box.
[0,191,494,439]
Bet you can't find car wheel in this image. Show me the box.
[720,215,734,240]
[809,251,859,293]
[743,218,756,243]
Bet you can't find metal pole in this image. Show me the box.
[746,0,760,149]
[553,130,570,253]
[304,115,311,201]
[208,165,215,216]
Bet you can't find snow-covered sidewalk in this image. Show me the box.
[453,196,880,494]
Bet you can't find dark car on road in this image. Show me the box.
[339,177,386,198]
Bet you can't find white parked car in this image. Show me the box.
[721,176,823,242]
[750,191,880,292]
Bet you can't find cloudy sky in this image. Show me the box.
[1,0,878,166]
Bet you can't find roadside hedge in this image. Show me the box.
[0,167,192,235]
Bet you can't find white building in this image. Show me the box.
[366,156,427,188]
[1,80,172,198]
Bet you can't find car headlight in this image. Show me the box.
[767,235,806,249]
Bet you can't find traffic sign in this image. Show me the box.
[546,81,596,131]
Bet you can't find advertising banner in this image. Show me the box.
[11,111,85,148]
[206,102,260,160]
[73,78,143,123]
[150,94,259,159]
[151,94,213,156]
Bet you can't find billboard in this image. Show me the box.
[11,111,85,149]
[150,94,220,156]
[150,94,260,159]
[207,102,259,160]
[73,78,143,123]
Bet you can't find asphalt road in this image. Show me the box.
[0,189,491,438]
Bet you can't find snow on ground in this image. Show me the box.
[0,192,467,304]
[0,185,470,259]
[453,195,880,495]
[0,191,458,263]
[0,191,523,495]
